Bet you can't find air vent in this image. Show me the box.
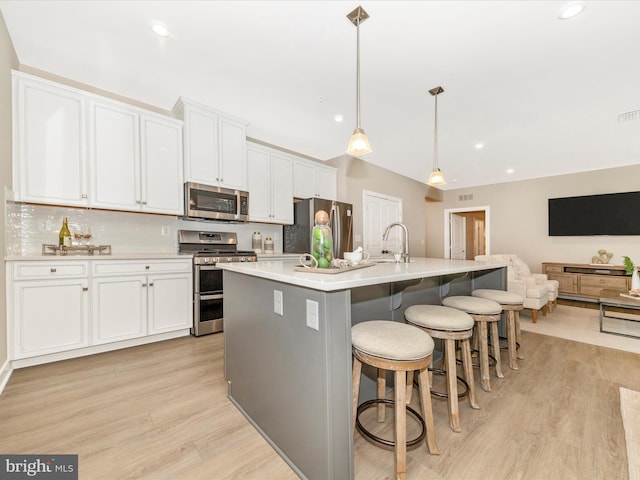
[618,110,640,122]
[458,194,474,201]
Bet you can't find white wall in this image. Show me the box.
[426,165,640,273]
[327,154,429,257]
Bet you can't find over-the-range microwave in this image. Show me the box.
[184,182,249,222]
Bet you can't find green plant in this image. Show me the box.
[623,256,635,275]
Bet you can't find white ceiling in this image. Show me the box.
[1,0,639,190]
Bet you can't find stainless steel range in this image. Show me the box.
[178,230,257,336]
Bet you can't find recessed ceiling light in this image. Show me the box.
[506,168,515,174]
[558,1,586,20]
[151,22,170,38]
[334,114,344,123]
[474,143,484,150]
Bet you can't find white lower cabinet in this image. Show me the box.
[7,258,192,364]
[12,278,90,359]
[92,275,147,344]
[91,260,192,343]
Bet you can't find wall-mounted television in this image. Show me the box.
[548,191,640,236]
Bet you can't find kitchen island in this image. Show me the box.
[218,257,506,480]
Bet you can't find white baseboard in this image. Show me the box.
[0,358,13,395]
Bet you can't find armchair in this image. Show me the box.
[507,255,559,313]
[475,254,550,323]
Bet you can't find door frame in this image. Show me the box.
[443,206,491,259]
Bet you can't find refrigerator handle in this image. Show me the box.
[331,203,340,258]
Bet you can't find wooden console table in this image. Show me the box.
[542,262,631,302]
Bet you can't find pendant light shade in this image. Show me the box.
[346,6,372,157]
[428,86,446,186]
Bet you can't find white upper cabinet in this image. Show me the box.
[12,71,183,215]
[89,100,184,215]
[89,99,140,210]
[141,114,184,214]
[12,72,89,206]
[293,158,337,200]
[173,98,248,191]
[247,143,294,224]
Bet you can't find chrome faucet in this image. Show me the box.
[382,223,410,263]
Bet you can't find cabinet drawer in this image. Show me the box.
[92,259,191,276]
[544,265,564,273]
[579,275,628,289]
[13,262,89,279]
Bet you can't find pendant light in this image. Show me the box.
[346,6,372,156]
[428,86,446,186]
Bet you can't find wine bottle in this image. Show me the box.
[59,217,72,247]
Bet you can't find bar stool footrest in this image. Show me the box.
[355,399,426,448]
[427,367,469,399]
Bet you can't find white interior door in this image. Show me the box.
[450,213,466,259]
[363,190,402,256]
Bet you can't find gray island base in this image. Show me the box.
[219,258,507,479]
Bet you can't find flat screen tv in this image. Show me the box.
[548,191,640,236]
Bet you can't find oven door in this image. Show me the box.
[193,293,224,336]
[195,265,223,295]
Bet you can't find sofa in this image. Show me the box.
[475,254,551,323]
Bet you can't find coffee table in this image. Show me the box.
[599,289,640,338]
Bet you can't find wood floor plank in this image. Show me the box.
[1,317,638,479]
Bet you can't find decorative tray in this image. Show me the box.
[42,244,112,256]
[294,261,376,274]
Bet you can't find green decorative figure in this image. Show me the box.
[312,210,333,268]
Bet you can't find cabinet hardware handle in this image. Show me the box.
[82,194,87,199]
[82,287,88,291]
[149,283,154,287]
[145,265,150,270]
[50,268,56,273]
[142,201,147,205]
[142,283,147,287]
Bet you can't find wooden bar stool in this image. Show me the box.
[404,304,479,433]
[352,320,439,479]
[442,296,503,392]
[472,289,525,370]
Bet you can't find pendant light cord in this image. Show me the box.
[433,92,439,169]
[356,17,361,130]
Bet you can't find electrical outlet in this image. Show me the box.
[274,290,283,316]
[306,299,319,331]
[161,226,170,236]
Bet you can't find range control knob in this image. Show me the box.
[213,257,220,264]
[227,257,233,262]
[203,258,211,264]
[240,257,246,262]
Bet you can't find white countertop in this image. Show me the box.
[5,253,191,261]
[217,257,507,292]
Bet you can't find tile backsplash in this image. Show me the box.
[5,202,283,256]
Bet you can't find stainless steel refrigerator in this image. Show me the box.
[283,198,353,259]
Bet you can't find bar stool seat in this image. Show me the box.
[352,320,439,478]
[442,296,503,392]
[405,305,479,432]
[472,289,525,370]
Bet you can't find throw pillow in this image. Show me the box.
[513,257,531,277]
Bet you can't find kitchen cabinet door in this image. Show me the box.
[141,114,184,214]
[247,145,271,222]
[147,273,192,334]
[218,117,247,191]
[270,152,294,224]
[293,159,337,200]
[92,276,147,344]
[176,98,248,191]
[13,73,89,206]
[89,99,140,211]
[315,167,337,201]
[12,279,90,359]
[247,144,293,224]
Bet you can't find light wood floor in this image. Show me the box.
[2,323,639,479]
